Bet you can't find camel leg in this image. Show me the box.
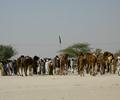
[24,66,28,76]
[21,67,24,76]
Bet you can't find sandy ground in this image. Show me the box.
[0,74,120,100]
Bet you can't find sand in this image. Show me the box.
[0,74,120,100]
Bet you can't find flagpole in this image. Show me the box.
[59,42,62,51]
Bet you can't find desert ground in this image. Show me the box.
[0,74,120,100]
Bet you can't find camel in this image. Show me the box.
[103,51,114,73]
[77,52,85,76]
[16,55,39,76]
[86,52,97,76]
[96,53,106,75]
[59,54,68,75]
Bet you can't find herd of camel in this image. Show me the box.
[55,51,120,76]
[0,51,120,76]
[77,51,117,76]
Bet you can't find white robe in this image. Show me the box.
[45,61,49,75]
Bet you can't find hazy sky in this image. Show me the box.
[0,0,120,57]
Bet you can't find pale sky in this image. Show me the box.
[0,0,120,58]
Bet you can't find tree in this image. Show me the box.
[59,43,91,57]
[94,48,102,57]
[114,50,120,58]
[0,45,16,61]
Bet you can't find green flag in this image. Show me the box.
[59,35,61,44]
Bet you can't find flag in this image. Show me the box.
[59,35,62,44]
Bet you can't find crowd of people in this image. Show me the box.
[0,56,75,76]
[0,51,120,76]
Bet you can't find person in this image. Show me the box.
[54,56,60,74]
[48,60,53,75]
[70,59,74,73]
[0,62,4,76]
[13,60,17,75]
[37,60,41,75]
[3,61,8,75]
[117,56,120,76]
[40,59,45,75]
[45,59,49,75]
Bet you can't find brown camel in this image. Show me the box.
[59,54,68,75]
[86,52,97,76]
[77,52,85,76]
[103,51,114,73]
[16,55,39,76]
